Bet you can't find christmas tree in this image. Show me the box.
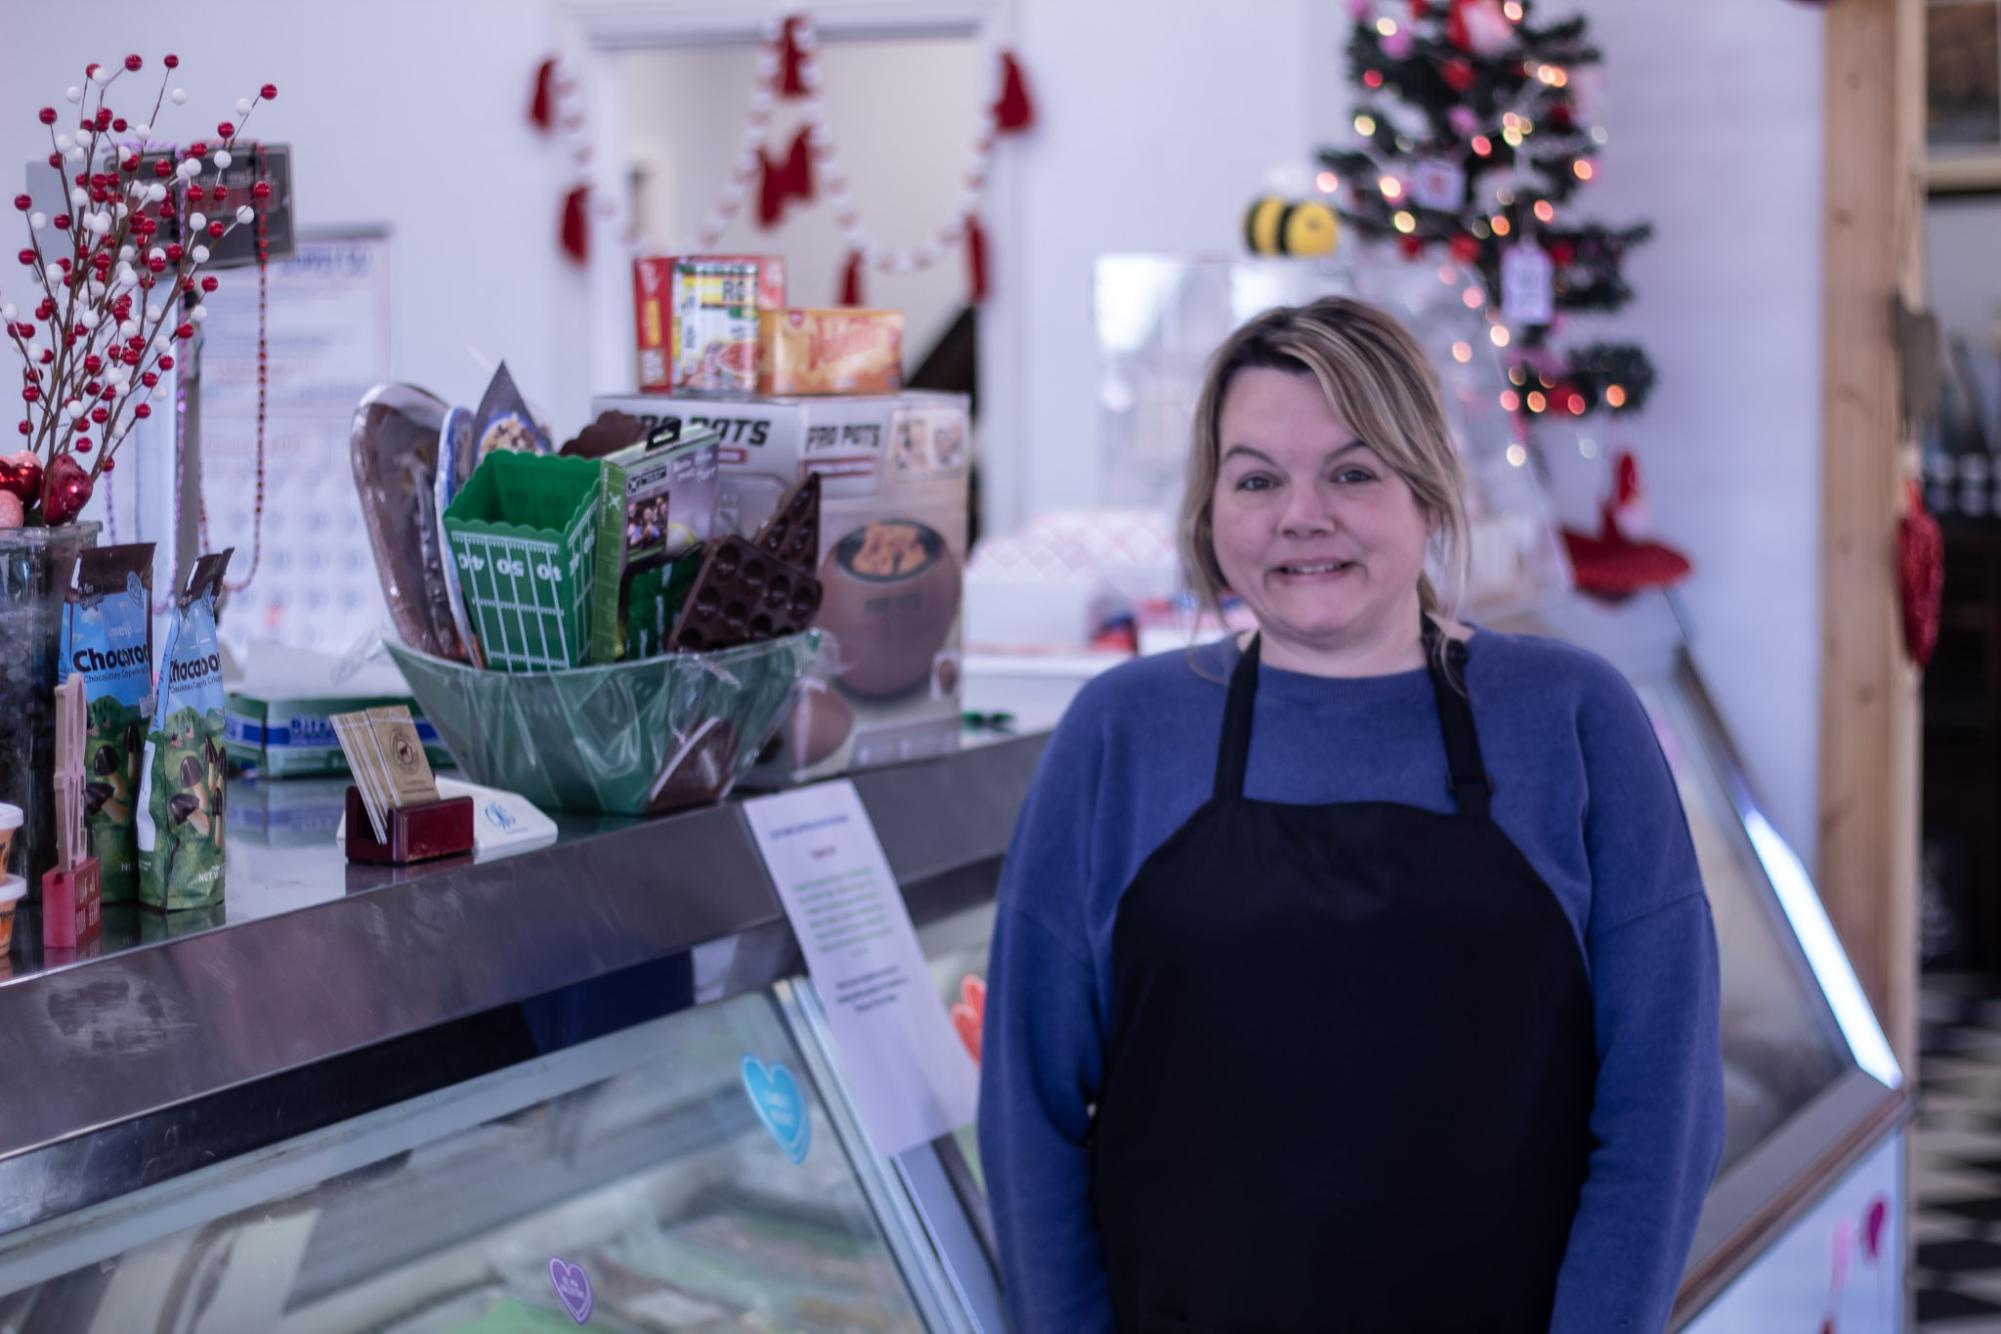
[1319,0,1653,441]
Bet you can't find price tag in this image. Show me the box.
[1409,158,1466,211]
[1502,243,1554,326]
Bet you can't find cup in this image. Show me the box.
[0,874,23,952]
[0,802,21,876]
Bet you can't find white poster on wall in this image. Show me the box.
[199,230,392,658]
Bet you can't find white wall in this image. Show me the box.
[0,0,591,436]
[1555,0,1827,871]
[618,37,984,371]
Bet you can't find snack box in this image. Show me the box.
[632,255,785,394]
[225,691,452,779]
[759,308,904,396]
[592,390,971,781]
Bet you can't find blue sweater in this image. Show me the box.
[979,629,1726,1333]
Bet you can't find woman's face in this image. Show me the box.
[1210,366,1432,662]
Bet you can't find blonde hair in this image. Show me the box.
[1178,297,1471,629]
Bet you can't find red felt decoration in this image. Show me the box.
[966,214,989,303]
[529,57,558,131]
[779,16,809,98]
[840,250,864,306]
[757,126,815,228]
[560,185,589,264]
[1899,478,1944,669]
[993,51,1035,133]
[1560,451,1691,599]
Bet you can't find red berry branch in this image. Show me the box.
[0,53,275,526]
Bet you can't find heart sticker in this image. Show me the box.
[741,1056,811,1164]
[548,1256,593,1325]
[950,974,986,1066]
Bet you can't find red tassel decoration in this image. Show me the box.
[529,57,558,131]
[782,126,814,204]
[1899,478,1944,669]
[756,127,815,229]
[560,185,590,264]
[993,51,1034,133]
[779,16,809,97]
[966,214,989,304]
[840,250,864,306]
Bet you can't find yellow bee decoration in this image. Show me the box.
[1244,196,1341,257]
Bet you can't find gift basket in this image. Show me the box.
[352,368,831,816]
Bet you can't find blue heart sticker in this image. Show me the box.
[741,1056,811,1164]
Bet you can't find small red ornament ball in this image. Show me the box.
[217,121,234,138]
[153,160,173,179]
[260,83,277,100]
[16,249,35,267]
[165,243,183,262]
[207,221,225,239]
[82,355,102,374]
[10,195,27,212]
[158,355,175,371]
[101,457,115,472]
[251,181,272,200]
[141,372,159,388]
[124,54,142,71]
[37,107,56,125]
[163,54,179,69]
[200,276,218,293]
[176,323,195,340]
[89,407,108,425]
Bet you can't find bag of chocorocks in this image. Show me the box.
[60,543,155,901]
[137,550,233,911]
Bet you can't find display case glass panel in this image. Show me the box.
[0,992,928,1334]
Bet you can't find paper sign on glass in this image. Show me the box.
[743,781,979,1157]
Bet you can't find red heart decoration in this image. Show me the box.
[41,453,92,526]
[1897,480,1943,670]
[0,450,42,504]
[950,973,986,1066]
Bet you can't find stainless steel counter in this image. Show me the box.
[0,729,1046,1238]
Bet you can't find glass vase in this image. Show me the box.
[0,521,101,897]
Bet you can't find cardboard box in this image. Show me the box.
[225,691,451,779]
[593,390,970,780]
[759,308,903,396]
[632,256,785,394]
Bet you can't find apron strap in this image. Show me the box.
[1214,633,1262,801]
[1422,618,1493,820]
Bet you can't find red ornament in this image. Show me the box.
[166,243,183,262]
[1550,103,1576,131]
[100,456,114,472]
[1450,233,1482,263]
[1562,452,1692,599]
[142,372,159,388]
[840,250,864,306]
[756,126,815,229]
[20,387,38,403]
[1411,0,1432,14]
[201,275,218,293]
[11,195,28,212]
[1399,234,1425,258]
[163,54,179,69]
[967,214,990,303]
[1899,479,1944,669]
[37,107,56,125]
[133,403,150,420]
[89,407,108,425]
[0,451,42,502]
[528,58,557,130]
[73,439,91,454]
[82,355,102,375]
[778,17,809,97]
[1363,68,1385,89]
[41,453,92,524]
[1550,240,1576,265]
[153,160,172,179]
[176,323,195,340]
[217,121,235,138]
[252,180,272,200]
[260,83,277,100]
[207,221,225,239]
[1442,59,1476,93]
[186,185,204,202]
[146,255,166,274]
[559,184,589,264]
[124,54,143,71]
[52,215,70,231]
[189,141,207,158]
[993,51,1035,133]
[15,249,35,267]
[158,355,174,370]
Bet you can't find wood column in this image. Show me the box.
[1819,0,1923,1073]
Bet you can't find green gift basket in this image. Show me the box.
[443,452,601,672]
[383,633,823,815]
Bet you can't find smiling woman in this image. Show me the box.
[1182,300,1470,677]
[979,296,1728,1333]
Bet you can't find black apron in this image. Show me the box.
[1088,622,1597,1333]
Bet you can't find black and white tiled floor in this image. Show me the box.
[1917,974,2001,1329]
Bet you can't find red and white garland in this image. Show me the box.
[692,14,1032,304]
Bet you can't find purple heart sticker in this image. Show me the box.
[548,1256,592,1325]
